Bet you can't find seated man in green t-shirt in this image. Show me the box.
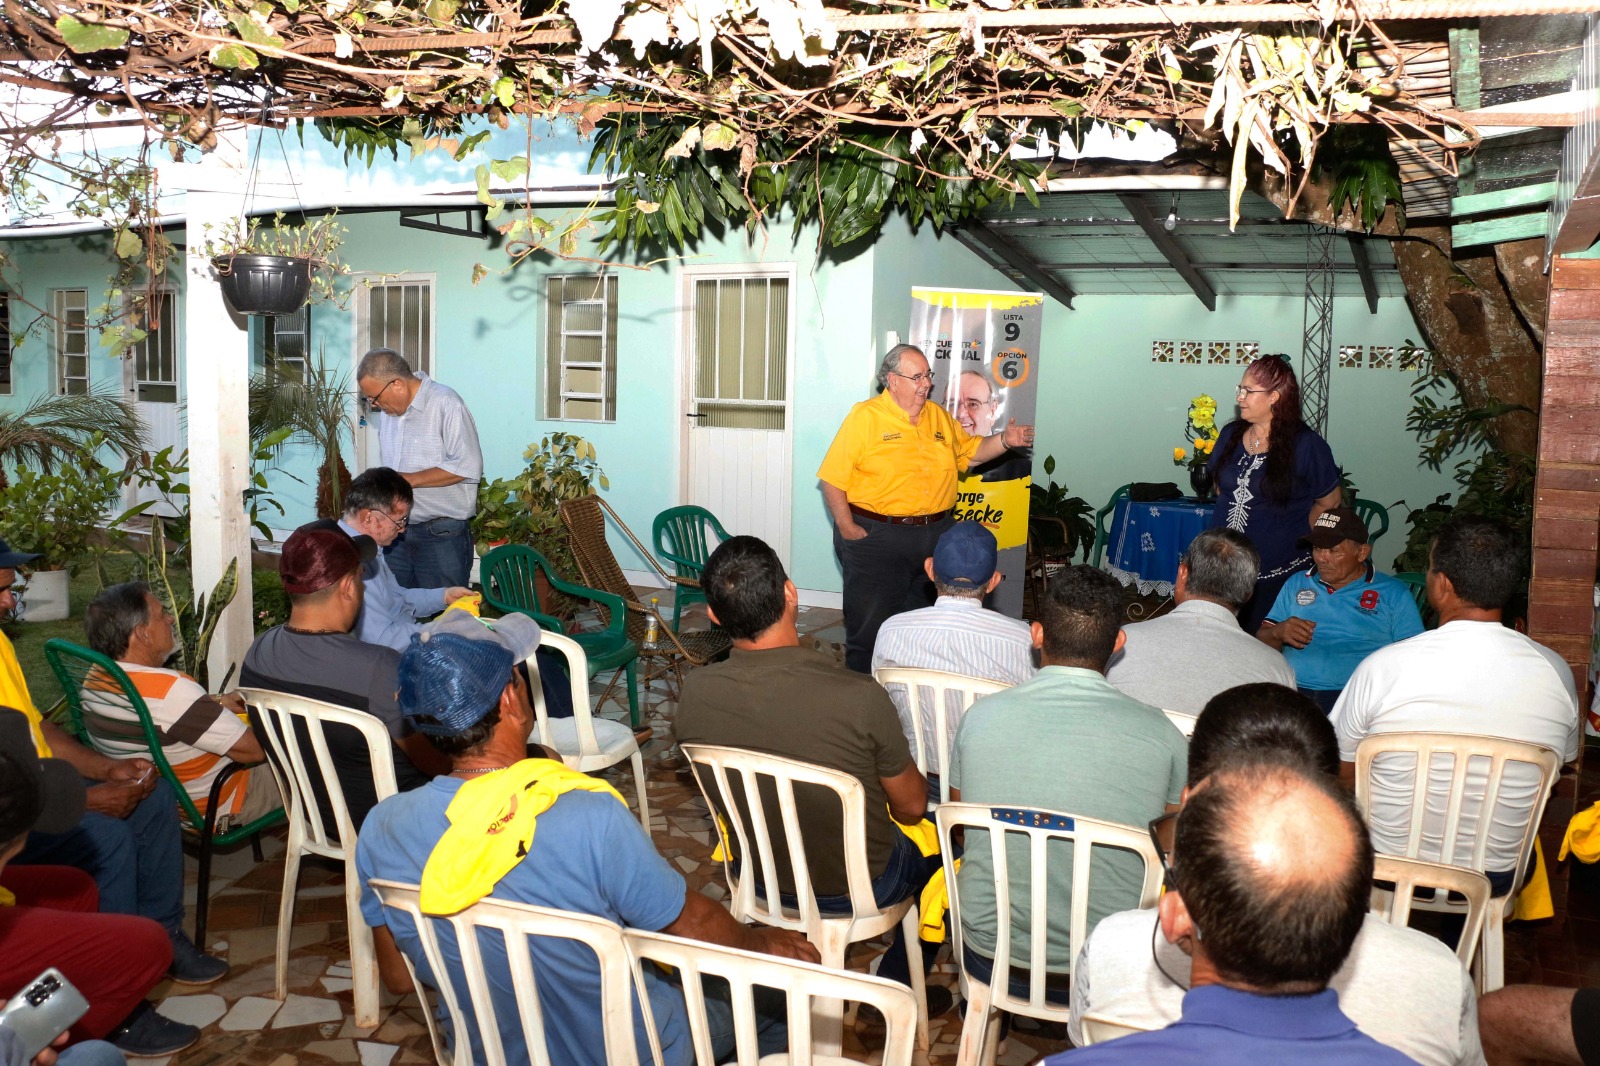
[674,535,946,1010]
[949,565,1188,996]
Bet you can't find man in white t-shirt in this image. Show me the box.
[1332,515,1579,890]
[1070,683,1482,1066]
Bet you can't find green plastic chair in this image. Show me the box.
[1354,498,1391,547]
[1089,484,1134,570]
[652,505,731,629]
[42,638,286,946]
[479,543,642,728]
[1395,571,1429,617]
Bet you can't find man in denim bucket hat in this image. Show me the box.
[355,614,816,1066]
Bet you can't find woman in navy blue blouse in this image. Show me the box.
[1207,355,1343,634]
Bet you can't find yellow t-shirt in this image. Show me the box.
[816,391,980,515]
[0,630,51,756]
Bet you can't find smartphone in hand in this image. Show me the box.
[0,969,89,1061]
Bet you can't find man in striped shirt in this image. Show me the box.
[82,583,277,825]
[871,522,1034,782]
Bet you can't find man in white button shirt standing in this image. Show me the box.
[356,347,483,589]
[1332,514,1579,895]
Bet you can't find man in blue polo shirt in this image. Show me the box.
[1257,506,1422,713]
[1049,760,1417,1065]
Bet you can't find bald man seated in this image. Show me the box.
[1048,760,1418,1064]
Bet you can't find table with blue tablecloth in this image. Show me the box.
[1102,497,1216,597]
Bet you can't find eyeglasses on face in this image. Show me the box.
[370,509,409,532]
[361,378,401,410]
[1236,384,1272,397]
[894,370,935,385]
[958,397,995,413]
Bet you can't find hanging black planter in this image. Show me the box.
[213,254,313,316]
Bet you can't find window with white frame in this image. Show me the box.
[256,303,309,381]
[53,289,88,395]
[691,275,790,430]
[128,292,178,403]
[361,279,432,374]
[0,293,11,396]
[543,274,617,422]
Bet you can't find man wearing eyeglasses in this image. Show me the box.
[818,344,1034,673]
[355,347,483,590]
[338,467,475,652]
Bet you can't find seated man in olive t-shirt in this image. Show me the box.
[675,536,937,991]
[242,522,448,833]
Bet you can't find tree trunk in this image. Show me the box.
[315,453,352,519]
[1390,226,1542,458]
[1494,238,1551,347]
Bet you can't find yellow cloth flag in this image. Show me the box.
[710,807,940,862]
[443,594,483,617]
[919,859,959,942]
[1512,839,1554,922]
[1559,801,1600,863]
[0,886,13,907]
[420,758,625,915]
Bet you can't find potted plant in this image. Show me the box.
[0,437,147,621]
[1173,393,1221,500]
[208,211,348,317]
[474,434,609,613]
[1028,455,1096,562]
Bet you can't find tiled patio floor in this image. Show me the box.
[141,599,1600,1065]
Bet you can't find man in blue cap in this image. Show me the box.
[356,614,815,1066]
[871,521,1034,791]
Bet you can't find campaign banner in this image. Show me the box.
[910,286,1045,618]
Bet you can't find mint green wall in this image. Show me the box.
[1,210,1457,590]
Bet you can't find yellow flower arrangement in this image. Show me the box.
[1173,393,1221,472]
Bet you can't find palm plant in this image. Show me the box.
[0,387,148,489]
[248,352,353,518]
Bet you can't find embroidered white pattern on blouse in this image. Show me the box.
[1226,454,1265,531]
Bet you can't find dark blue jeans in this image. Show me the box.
[386,516,474,589]
[13,778,185,936]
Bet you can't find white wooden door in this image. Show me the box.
[681,268,796,562]
[353,275,435,471]
[125,291,184,514]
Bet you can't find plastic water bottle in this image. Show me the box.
[642,596,660,650]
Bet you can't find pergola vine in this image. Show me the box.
[0,0,1531,272]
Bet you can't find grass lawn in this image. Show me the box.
[4,554,171,714]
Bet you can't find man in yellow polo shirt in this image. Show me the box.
[819,344,1034,672]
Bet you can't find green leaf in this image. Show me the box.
[423,0,459,21]
[702,122,739,152]
[230,14,282,48]
[492,76,516,109]
[490,156,530,182]
[209,42,259,69]
[56,15,129,53]
[475,164,494,205]
[114,228,143,259]
[1049,100,1084,118]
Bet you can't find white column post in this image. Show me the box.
[173,136,254,689]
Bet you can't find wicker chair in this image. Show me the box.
[559,495,732,699]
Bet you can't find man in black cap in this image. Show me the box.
[0,540,229,993]
[0,708,200,1058]
[241,520,449,831]
[1257,505,1424,713]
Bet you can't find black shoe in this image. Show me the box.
[925,984,955,1017]
[168,930,229,985]
[110,1003,202,1057]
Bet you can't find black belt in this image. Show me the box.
[848,505,950,527]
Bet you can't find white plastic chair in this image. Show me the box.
[1076,1013,1150,1046]
[679,743,929,1054]
[1354,731,1562,992]
[1370,853,1492,969]
[936,802,1161,1066]
[527,630,650,830]
[367,879,641,1066]
[241,687,399,1030]
[1160,709,1198,738]
[624,927,920,1066]
[873,667,1011,803]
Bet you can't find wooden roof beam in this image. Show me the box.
[1117,193,1217,312]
